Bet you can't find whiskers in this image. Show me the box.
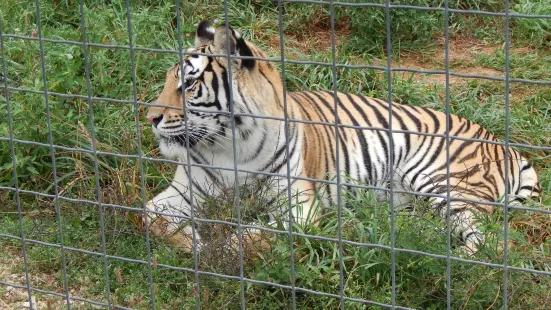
[158,121,186,136]
[198,124,233,150]
[160,120,256,152]
[165,123,232,150]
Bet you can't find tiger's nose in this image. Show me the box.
[147,114,163,128]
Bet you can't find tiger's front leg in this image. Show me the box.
[261,178,320,229]
[232,178,319,254]
[145,165,202,252]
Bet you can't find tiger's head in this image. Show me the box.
[146,21,284,159]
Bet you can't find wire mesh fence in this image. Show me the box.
[1,0,551,309]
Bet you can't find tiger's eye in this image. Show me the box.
[183,78,196,90]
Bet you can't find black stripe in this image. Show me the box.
[462,231,479,242]
[221,69,231,111]
[358,96,388,181]
[196,20,215,41]
[297,92,335,202]
[267,125,301,174]
[342,93,374,182]
[357,96,390,175]
[236,37,255,69]
[408,134,444,191]
[495,142,505,185]
[520,185,540,193]
[260,135,293,172]
[259,70,282,109]
[189,152,222,187]
[310,92,351,178]
[243,124,268,162]
[237,86,254,115]
[521,163,532,171]
[511,197,526,203]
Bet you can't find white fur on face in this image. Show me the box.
[159,138,186,160]
[176,55,207,90]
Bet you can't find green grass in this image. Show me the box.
[474,49,551,81]
[1,0,550,309]
[513,0,551,48]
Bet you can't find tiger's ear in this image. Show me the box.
[213,25,255,70]
[194,20,215,47]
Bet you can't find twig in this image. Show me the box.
[57,176,83,198]
[460,269,498,310]
[485,283,501,310]
[0,296,9,308]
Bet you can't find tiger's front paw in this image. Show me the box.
[459,232,484,257]
[459,244,479,257]
[144,200,201,253]
[223,227,272,259]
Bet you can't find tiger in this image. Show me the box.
[144,20,541,254]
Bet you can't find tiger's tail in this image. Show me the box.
[513,160,541,205]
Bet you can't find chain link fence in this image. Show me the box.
[1,0,551,309]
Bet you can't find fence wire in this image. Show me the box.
[1,0,550,309]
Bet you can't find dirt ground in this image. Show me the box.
[0,247,103,310]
